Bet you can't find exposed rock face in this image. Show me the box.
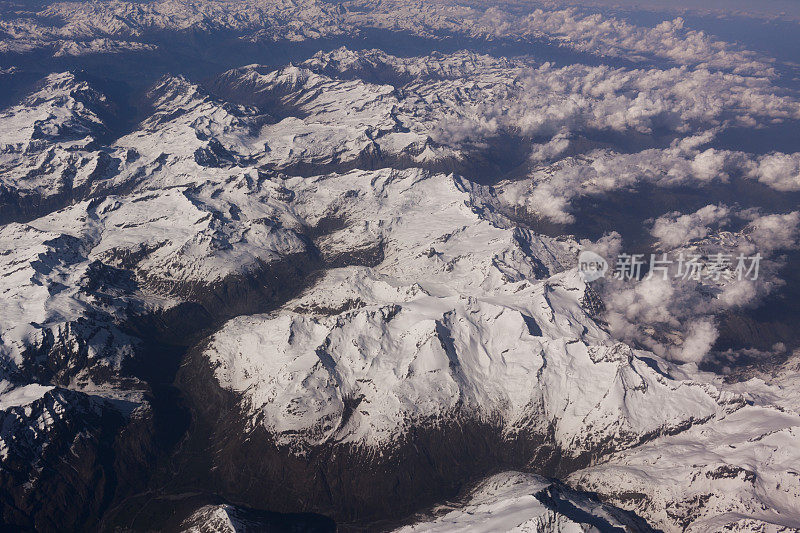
[0,386,149,531]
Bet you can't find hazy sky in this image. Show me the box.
[566,0,800,19]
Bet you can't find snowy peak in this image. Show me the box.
[302,47,406,83]
[0,72,111,150]
[302,47,525,84]
[200,167,741,460]
[394,472,655,532]
[206,286,740,454]
[570,405,800,531]
[145,75,209,112]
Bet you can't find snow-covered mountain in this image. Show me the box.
[391,472,655,532]
[202,167,739,456]
[2,3,800,529]
[2,0,779,76]
[569,356,800,531]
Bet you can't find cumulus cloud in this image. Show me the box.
[497,140,800,225]
[743,211,800,253]
[432,63,800,147]
[602,274,718,362]
[580,231,624,261]
[511,10,775,76]
[432,56,800,224]
[602,273,727,363]
[745,152,800,191]
[650,204,731,249]
[496,140,746,223]
[368,2,777,75]
[679,319,719,363]
[595,209,800,363]
[528,132,572,164]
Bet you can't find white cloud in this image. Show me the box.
[595,209,799,363]
[746,152,800,191]
[651,204,731,249]
[580,231,624,261]
[744,211,800,253]
[512,10,775,76]
[602,273,724,363]
[679,319,719,363]
[436,64,800,143]
[497,142,743,223]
